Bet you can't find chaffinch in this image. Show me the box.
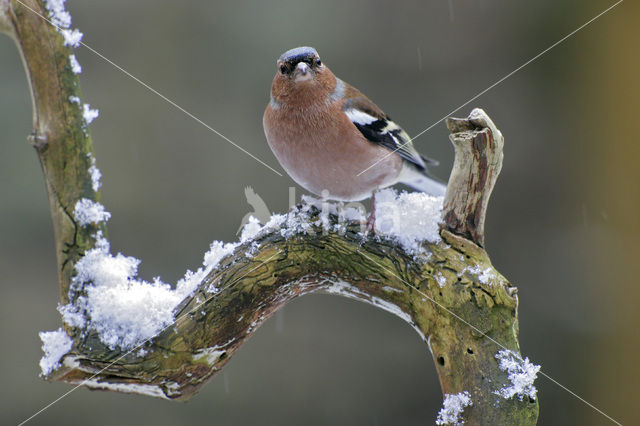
[263,46,445,225]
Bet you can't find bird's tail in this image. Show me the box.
[397,164,447,196]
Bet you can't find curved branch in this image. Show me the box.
[2,2,538,424]
[2,0,103,305]
[60,220,536,425]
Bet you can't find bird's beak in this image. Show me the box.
[293,62,313,82]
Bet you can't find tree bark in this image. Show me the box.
[1,1,538,424]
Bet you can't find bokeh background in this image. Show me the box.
[1,0,638,424]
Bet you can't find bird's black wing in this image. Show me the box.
[342,94,438,170]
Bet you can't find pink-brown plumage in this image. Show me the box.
[264,72,402,201]
[263,47,445,204]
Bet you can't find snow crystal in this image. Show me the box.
[494,349,540,401]
[44,0,83,50]
[69,95,80,104]
[83,103,99,124]
[435,391,472,425]
[61,28,83,47]
[239,216,262,243]
[374,188,443,254]
[44,0,71,29]
[39,328,73,375]
[73,198,111,226]
[69,54,81,74]
[87,154,102,192]
[338,205,366,223]
[58,302,86,328]
[478,268,494,284]
[189,240,238,294]
[462,265,496,285]
[202,241,238,272]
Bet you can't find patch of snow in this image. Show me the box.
[58,302,86,328]
[200,240,238,292]
[478,268,494,284]
[61,28,82,47]
[87,154,102,192]
[39,328,73,376]
[459,265,496,285]
[339,205,366,222]
[239,216,262,242]
[62,354,80,369]
[435,272,447,288]
[69,54,81,74]
[79,278,179,350]
[238,188,441,248]
[44,0,83,53]
[301,194,335,214]
[66,229,240,350]
[374,188,443,254]
[73,198,111,226]
[80,379,168,399]
[494,349,540,401]
[435,391,472,425]
[44,0,71,29]
[83,103,99,124]
[467,265,495,284]
[69,95,81,104]
[193,345,225,365]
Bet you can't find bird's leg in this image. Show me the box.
[365,190,377,235]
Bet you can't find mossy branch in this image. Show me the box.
[1,0,104,304]
[2,1,538,424]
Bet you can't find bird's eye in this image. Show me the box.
[316,59,322,66]
[279,64,287,74]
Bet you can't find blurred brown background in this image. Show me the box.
[1,0,638,424]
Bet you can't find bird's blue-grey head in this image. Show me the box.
[278,46,318,64]
[276,47,322,81]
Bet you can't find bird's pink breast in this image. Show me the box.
[263,103,402,201]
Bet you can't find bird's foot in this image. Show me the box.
[363,190,378,236]
[364,211,376,236]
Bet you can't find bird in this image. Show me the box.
[263,46,445,229]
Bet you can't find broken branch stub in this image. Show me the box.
[442,109,504,248]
